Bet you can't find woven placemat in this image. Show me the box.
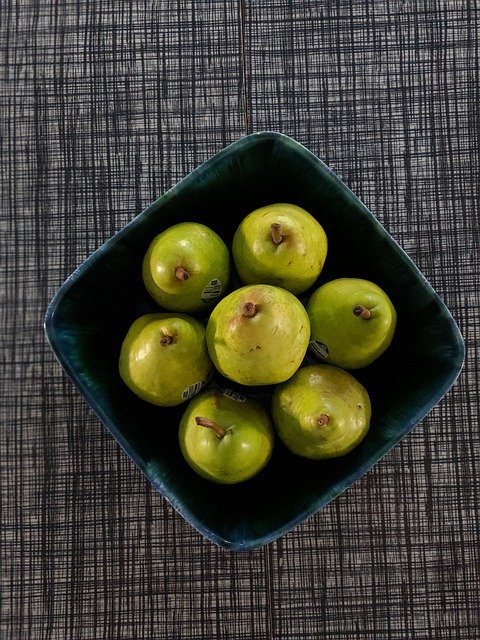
[1,1,478,638]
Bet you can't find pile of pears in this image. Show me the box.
[119,203,397,485]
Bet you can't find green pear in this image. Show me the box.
[142,222,230,313]
[206,284,310,386]
[306,278,397,369]
[119,313,213,407]
[179,388,275,484]
[271,364,371,459]
[232,202,328,295]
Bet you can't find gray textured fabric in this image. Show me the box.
[1,1,479,638]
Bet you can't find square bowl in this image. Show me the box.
[44,132,465,551]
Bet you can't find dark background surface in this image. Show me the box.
[1,1,479,638]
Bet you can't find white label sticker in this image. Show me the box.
[182,380,206,400]
[201,278,223,302]
[219,388,246,402]
[309,340,329,359]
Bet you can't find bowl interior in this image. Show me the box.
[45,132,465,550]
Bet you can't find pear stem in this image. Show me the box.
[160,335,173,346]
[175,266,189,281]
[242,301,257,318]
[270,223,283,245]
[353,305,372,320]
[317,414,330,427]
[195,416,225,439]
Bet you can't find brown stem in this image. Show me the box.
[353,305,372,320]
[270,222,283,245]
[175,266,189,281]
[317,414,330,427]
[160,335,173,346]
[242,301,257,318]
[195,416,226,439]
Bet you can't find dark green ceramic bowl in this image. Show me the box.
[44,132,465,551]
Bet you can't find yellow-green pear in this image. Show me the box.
[206,284,310,386]
[271,364,371,459]
[232,203,328,295]
[119,313,213,407]
[306,278,397,369]
[142,222,230,313]
[179,388,274,484]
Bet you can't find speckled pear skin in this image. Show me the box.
[178,388,275,484]
[232,202,328,295]
[142,222,230,313]
[205,284,310,386]
[272,364,371,459]
[119,313,214,407]
[44,132,465,551]
[306,278,397,369]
